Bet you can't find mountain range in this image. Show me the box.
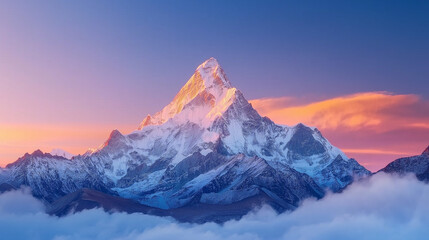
[1,57,410,222]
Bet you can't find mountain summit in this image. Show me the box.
[0,58,370,221]
[138,57,235,129]
[380,146,429,182]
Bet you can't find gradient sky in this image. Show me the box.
[0,1,428,171]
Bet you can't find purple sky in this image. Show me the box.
[0,1,428,170]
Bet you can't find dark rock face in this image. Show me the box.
[422,146,429,156]
[47,188,159,217]
[163,152,229,185]
[381,156,429,176]
[379,146,429,182]
[318,155,371,191]
[286,124,325,157]
[0,183,16,194]
[47,188,292,224]
[417,167,429,182]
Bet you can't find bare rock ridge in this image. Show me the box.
[422,145,429,155]
[379,146,429,182]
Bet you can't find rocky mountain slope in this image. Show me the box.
[379,146,429,182]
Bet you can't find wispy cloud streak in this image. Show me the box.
[250,92,429,171]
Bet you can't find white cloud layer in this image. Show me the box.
[1,173,428,240]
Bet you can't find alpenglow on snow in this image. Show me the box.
[0,58,370,215]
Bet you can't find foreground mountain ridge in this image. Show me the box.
[0,58,370,219]
[379,146,429,182]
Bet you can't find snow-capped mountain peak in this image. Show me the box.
[50,149,74,159]
[196,57,231,89]
[0,57,370,220]
[98,129,129,153]
[30,149,45,157]
[138,57,236,129]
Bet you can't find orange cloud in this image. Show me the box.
[250,92,429,132]
[250,92,429,171]
[341,148,415,156]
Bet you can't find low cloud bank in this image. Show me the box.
[1,173,429,240]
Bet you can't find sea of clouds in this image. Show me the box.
[1,173,428,240]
